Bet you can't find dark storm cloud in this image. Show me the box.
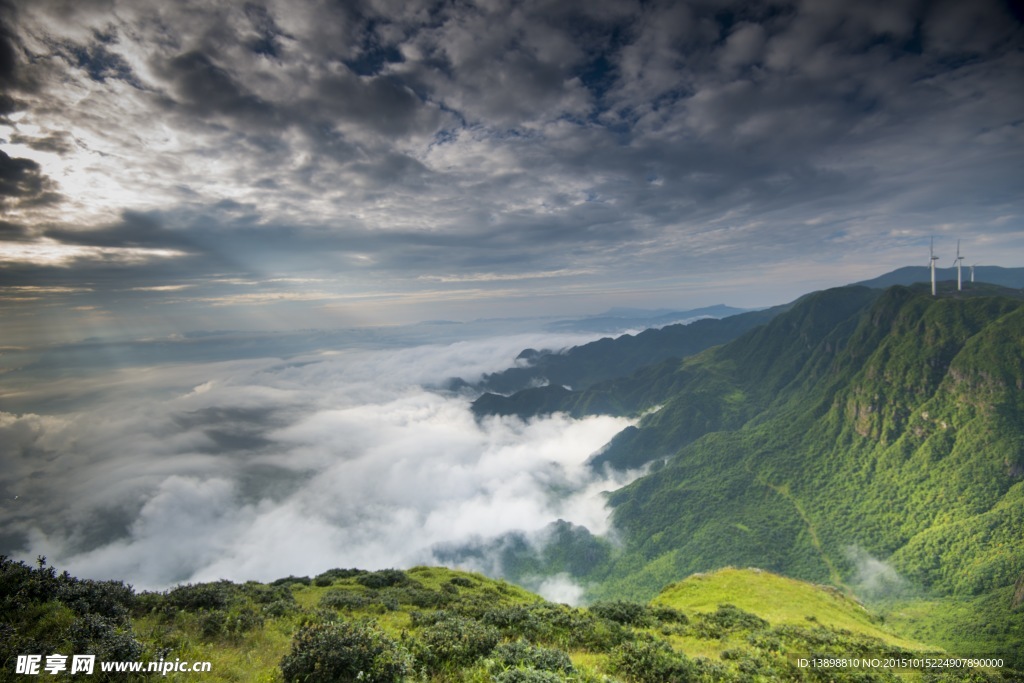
[0,220,32,242]
[0,1,19,87]
[45,211,193,249]
[8,130,76,155]
[0,150,62,207]
[0,0,1022,331]
[158,50,281,125]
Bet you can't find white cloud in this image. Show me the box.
[532,573,587,606]
[1,331,636,589]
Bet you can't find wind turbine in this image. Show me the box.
[929,238,939,296]
[952,240,964,291]
[970,264,976,283]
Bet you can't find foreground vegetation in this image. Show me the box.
[4,557,1021,681]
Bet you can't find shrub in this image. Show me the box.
[650,606,689,625]
[491,639,574,673]
[381,586,448,609]
[320,589,373,610]
[693,604,768,638]
[589,600,651,626]
[163,581,238,611]
[280,621,411,683]
[356,569,411,589]
[416,614,500,669]
[59,578,136,622]
[609,639,698,683]
[482,606,545,641]
[567,615,630,652]
[67,612,144,661]
[271,575,311,587]
[198,610,227,638]
[263,598,296,617]
[243,582,295,605]
[493,669,566,683]
[227,606,264,635]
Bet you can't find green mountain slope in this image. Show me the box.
[8,557,1005,682]
[540,285,1024,665]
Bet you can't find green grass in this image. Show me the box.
[653,567,930,651]
[877,587,1024,668]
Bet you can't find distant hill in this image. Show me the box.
[544,304,751,334]
[470,267,1022,399]
[855,265,1024,289]
[472,303,789,395]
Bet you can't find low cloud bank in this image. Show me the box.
[844,545,912,601]
[0,332,634,590]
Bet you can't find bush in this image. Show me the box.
[491,639,574,673]
[482,606,545,641]
[356,569,411,589]
[609,639,698,683]
[493,669,566,683]
[693,604,768,638]
[271,575,311,587]
[416,614,500,669]
[263,598,296,617]
[589,600,651,626]
[320,589,373,610]
[67,613,144,661]
[650,606,689,625]
[199,610,227,638]
[381,586,448,609]
[163,581,238,611]
[280,621,411,683]
[59,578,136,621]
[243,582,295,605]
[227,606,264,635]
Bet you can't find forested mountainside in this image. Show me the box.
[475,284,1024,665]
[473,267,1024,398]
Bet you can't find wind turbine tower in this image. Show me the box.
[930,238,939,296]
[971,264,976,283]
[952,240,964,291]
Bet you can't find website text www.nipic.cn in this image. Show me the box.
[15,654,213,676]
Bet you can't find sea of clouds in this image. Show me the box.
[0,329,637,599]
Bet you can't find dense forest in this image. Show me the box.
[473,284,1024,666]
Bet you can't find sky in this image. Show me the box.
[1,0,1023,345]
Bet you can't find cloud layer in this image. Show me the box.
[0,331,634,589]
[1,0,1022,342]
